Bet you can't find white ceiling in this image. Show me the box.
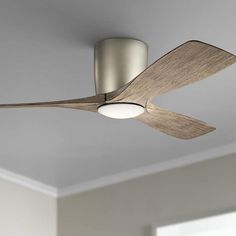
[0,0,236,192]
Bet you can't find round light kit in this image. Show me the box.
[98,103,145,119]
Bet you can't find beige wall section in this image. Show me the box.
[58,154,236,236]
[0,179,57,236]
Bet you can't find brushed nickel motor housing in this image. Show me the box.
[94,38,148,94]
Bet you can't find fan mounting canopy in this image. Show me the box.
[94,38,148,94]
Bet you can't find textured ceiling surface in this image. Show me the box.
[0,0,236,188]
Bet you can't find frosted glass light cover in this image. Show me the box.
[157,212,236,236]
[98,103,145,119]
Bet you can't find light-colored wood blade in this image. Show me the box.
[107,40,236,106]
[0,94,105,112]
[137,103,215,139]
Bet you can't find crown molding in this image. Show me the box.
[58,142,236,198]
[0,167,57,197]
[0,143,236,198]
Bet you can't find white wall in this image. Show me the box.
[0,179,57,236]
[58,154,236,236]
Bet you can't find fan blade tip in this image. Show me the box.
[185,40,236,57]
[209,126,216,133]
[184,40,210,47]
[180,126,216,140]
[185,39,202,44]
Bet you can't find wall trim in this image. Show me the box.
[0,167,57,197]
[0,143,236,198]
[58,142,236,198]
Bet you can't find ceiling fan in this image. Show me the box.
[0,38,235,139]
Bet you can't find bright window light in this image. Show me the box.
[157,212,236,236]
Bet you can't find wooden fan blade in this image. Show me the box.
[0,94,105,112]
[137,103,215,139]
[107,40,236,106]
